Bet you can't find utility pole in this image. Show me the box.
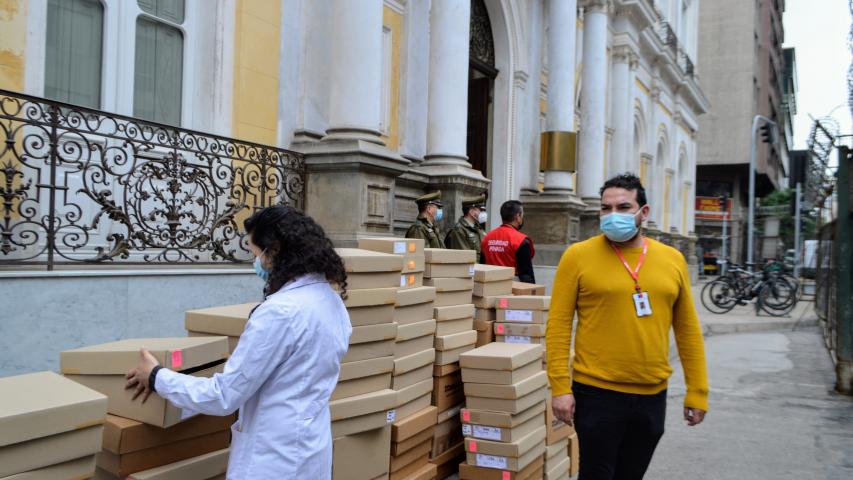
[720,195,729,275]
[748,115,778,272]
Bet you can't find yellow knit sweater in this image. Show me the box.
[546,234,709,411]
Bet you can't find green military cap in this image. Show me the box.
[415,191,443,207]
[461,194,487,209]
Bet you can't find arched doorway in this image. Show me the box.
[467,0,497,179]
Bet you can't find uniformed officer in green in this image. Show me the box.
[445,194,487,259]
[406,191,446,248]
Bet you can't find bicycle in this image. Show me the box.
[700,263,798,316]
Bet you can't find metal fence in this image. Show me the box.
[815,222,838,359]
[0,89,305,269]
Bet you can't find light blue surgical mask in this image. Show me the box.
[435,208,444,222]
[600,210,641,242]
[253,250,270,282]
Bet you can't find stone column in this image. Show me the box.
[609,44,637,177]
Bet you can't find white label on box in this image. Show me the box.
[472,425,504,441]
[400,275,407,287]
[504,309,534,322]
[505,335,532,344]
[469,265,476,275]
[386,410,396,423]
[462,424,472,436]
[393,241,406,254]
[476,454,508,470]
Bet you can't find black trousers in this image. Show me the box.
[573,381,667,480]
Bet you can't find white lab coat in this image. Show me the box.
[155,274,352,479]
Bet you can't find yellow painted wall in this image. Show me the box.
[381,6,402,150]
[681,184,689,233]
[232,0,281,145]
[0,0,27,91]
[639,159,648,185]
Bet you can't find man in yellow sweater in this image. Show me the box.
[546,173,708,479]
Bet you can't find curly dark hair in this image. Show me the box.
[600,173,648,206]
[244,205,347,298]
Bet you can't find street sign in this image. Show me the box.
[696,196,732,220]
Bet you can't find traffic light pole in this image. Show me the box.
[748,114,777,272]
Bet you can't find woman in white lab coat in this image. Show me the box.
[125,205,352,479]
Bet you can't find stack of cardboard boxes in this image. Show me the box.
[59,337,232,479]
[471,265,516,347]
[457,343,548,479]
[493,296,550,348]
[511,282,546,296]
[185,303,256,354]
[0,371,107,479]
[388,407,440,480]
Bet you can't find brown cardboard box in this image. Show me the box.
[0,426,103,478]
[337,248,405,272]
[473,320,495,347]
[546,438,569,460]
[424,277,474,292]
[435,317,474,336]
[393,460,436,480]
[102,414,234,455]
[392,406,438,442]
[459,343,542,371]
[473,264,515,283]
[430,416,463,458]
[462,371,547,401]
[344,288,398,308]
[494,323,546,337]
[434,304,475,321]
[394,394,432,424]
[432,362,459,377]
[465,387,547,414]
[473,279,513,298]
[347,304,396,327]
[394,303,436,326]
[333,372,393,400]
[435,344,475,365]
[461,401,546,429]
[359,237,425,255]
[438,404,462,425]
[464,440,545,473]
[339,356,395,382]
[330,389,397,438]
[61,338,229,375]
[424,248,476,264]
[395,334,435,359]
[346,339,397,363]
[392,364,433,390]
[96,430,230,477]
[2,456,95,480]
[435,290,474,307]
[332,425,391,480]
[122,448,229,480]
[347,271,403,289]
[0,371,107,448]
[402,255,426,274]
[394,349,435,376]
[434,330,477,351]
[390,452,430,480]
[495,296,551,310]
[424,263,475,279]
[495,336,545,345]
[397,319,437,342]
[351,322,399,345]
[184,303,256,337]
[461,359,540,386]
[472,295,506,309]
[431,370,464,414]
[463,426,546,457]
[474,308,497,321]
[399,272,425,290]
[461,412,545,444]
[395,379,434,410]
[187,332,239,353]
[458,454,544,480]
[568,433,579,476]
[545,456,570,480]
[429,442,465,479]
[495,309,548,324]
[392,426,435,456]
[511,282,546,296]
[396,286,436,307]
[390,438,431,473]
[545,388,574,445]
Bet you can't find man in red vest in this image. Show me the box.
[481,200,536,283]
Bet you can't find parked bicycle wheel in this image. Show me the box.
[758,278,797,316]
[701,279,738,314]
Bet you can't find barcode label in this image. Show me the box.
[476,454,508,469]
[504,309,534,322]
[505,335,532,344]
[386,410,396,423]
[393,242,406,254]
[462,424,472,436]
[473,425,503,441]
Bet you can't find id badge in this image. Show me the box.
[633,291,653,317]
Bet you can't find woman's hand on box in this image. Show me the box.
[125,348,160,403]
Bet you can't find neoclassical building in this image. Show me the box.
[1,0,707,273]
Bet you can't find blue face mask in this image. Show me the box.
[600,210,641,242]
[435,208,444,222]
[253,251,270,282]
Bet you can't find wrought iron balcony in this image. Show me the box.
[0,89,305,270]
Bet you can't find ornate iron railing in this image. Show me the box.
[0,89,305,269]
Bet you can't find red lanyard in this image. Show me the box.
[610,239,648,292]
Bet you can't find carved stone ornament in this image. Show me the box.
[470,0,496,68]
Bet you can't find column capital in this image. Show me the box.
[611,44,639,65]
[580,0,610,14]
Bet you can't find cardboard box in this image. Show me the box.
[432,362,458,377]
[495,296,550,311]
[392,461,435,480]
[332,410,391,438]
[346,271,403,290]
[429,442,465,479]
[424,277,474,292]
[347,304,396,327]
[332,425,391,480]
[338,248,405,273]
[434,330,477,351]
[474,321,495,347]
[102,414,235,455]
[390,438,431,473]
[424,248,476,264]
[331,389,397,422]
[393,394,432,424]
[394,349,435,376]
[546,438,569,460]
[402,255,426,274]
[61,338,229,375]
[512,282,546,296]
[0,425,103,478]
[396,319,436,342]
[433,304,475,321]
[545,391,573,445]
[345,339,396,364]
[472,295,505,309]
[435,317,474,336]
[494,323,546,337]
[392,364,433,390]
[395,334,435,359]
[396,286,436,307]
[473,279,513,298]
[96,430,230,477]
[568,434,579,476]
[459,343,542,371]
[430,417,463,458]
[545,456,570,480]
[359,238,424,255]
[344,288,398,308]
[390,452,430,480]
[184,303,256,337]
[339,356,395,382]
[399,272,425,290]
[392,406,438,442]
[464,440,545,473]
[495,309,548,324]
[465,387,547,414]
[461,401,546,429]
[435,290,474,307]
[424,263,475,279]
[394,302,435,326]
[473,264,515,283]
[431,370,464,414]
[351,322,398,345]
[333,372,392,401]
[0,371,107,448]
[458,454,544,480]
[434,344,475,365]
[437,404,462,425]
[2,456,95,480]
[461,359,541,386]
[122,448,229,480]
[474,308,497,321]
[464,371,547,400]
[392,426,435,456]
[496,335,545,345]
[461,412,545,444]
[463,425,546,458]
[395,379,434,410]
[187,332,239,353]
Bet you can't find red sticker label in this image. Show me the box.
[469,441,478,452]
[502,472,511,480]
[462,410,471,422]
[171,350,183,369]
[499,298,508,308]
[496,324,505,334]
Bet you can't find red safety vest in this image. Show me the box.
[481,224,535,275]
